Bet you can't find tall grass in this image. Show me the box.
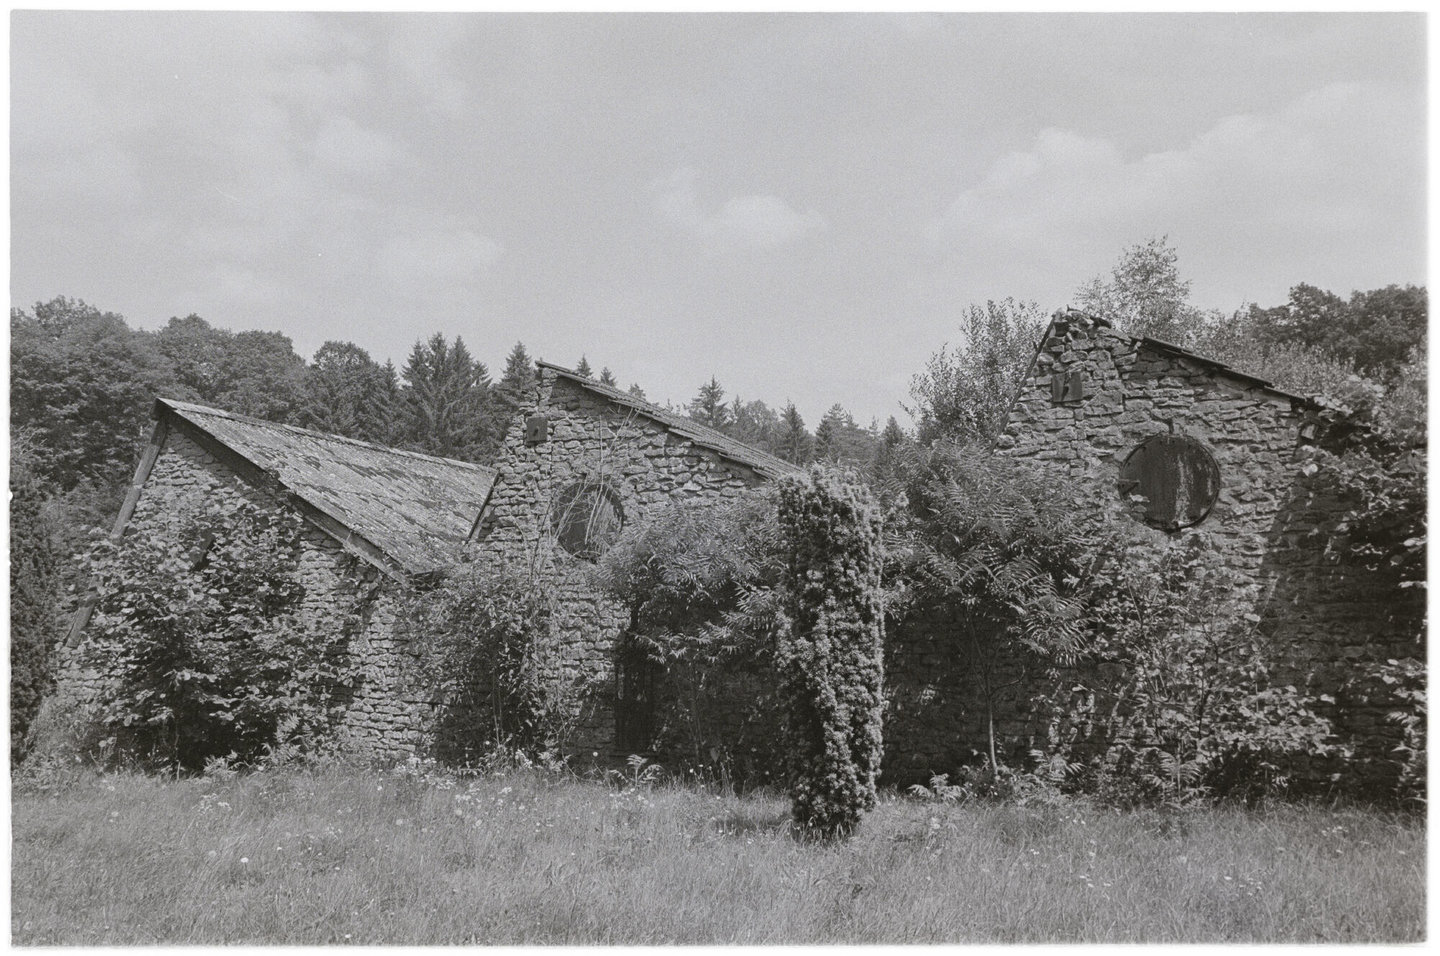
[10,763,1424,944]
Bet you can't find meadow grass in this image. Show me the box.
[10,761,1424,944]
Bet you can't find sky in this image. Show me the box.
[9,12,1428,427]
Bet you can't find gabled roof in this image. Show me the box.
[535,362,800,480]
[157,399,495,578]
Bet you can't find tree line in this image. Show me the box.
[10,239,1426,764]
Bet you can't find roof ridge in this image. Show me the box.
[534,362,798,476]
[158,398,496,474]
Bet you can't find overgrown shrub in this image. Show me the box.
[80,497,358,770]
[10,432,63,764]
[1072,541,1344,807]
[1373,656,1425,807]
[592,490,787,777]
[899,445,1112,771]
[775,466,886,838]
[407,559,585,763]
[896,444,1342,807]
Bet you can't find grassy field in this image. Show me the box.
[10,761,1425,944]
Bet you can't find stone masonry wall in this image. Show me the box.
[469,371,770,762]
[884,311,1421,792]
[58,426,437,761]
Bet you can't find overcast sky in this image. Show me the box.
[10,12,1427,426]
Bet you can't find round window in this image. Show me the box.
[550,479,624,559]
[1118,435,1220,531]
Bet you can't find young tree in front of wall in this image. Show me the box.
[775,467,885,839]
[77,497,358,770]
[907,298,1048,447]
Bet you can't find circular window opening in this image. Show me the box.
[1118,435,1220,532]
[551,479,625,560]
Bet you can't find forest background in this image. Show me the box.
[10,238,1427,762]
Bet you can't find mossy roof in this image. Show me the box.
[158,398,496,577]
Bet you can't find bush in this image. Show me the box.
[80,497,358,770]
[407,559,585,763]
[896,444,1342,807]
[775,467,886,838]
[10,432,63,763]
[591,490,787,776]
[1072,541,1344,807]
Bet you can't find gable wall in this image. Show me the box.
[59,425,435,760]
[469,371,768,758]
[886,312,1419,791]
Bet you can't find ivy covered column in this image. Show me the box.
[775,466,886,838]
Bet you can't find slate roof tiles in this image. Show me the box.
[159,399,495,577]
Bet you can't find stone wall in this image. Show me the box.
[58,426,437,761]
[883,311,1422,793]
[469,370,771,761]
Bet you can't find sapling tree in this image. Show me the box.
[80,497,358,769]
[775,467,886,838]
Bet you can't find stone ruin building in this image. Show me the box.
[465,362,800,759]
[63,316,1420,789]
[887,310,1421,790]
[62,397,497,755]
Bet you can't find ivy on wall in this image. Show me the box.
[775,467,886,838]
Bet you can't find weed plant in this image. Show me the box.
[11,761,1423,944]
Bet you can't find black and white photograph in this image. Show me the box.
[9,9,1426,944]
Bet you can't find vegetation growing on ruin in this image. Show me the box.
[405,559,591,764]
[774,468,887,838]
[75,498,358,770]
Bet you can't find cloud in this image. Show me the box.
[656,167,827,248]
[926,81,1425,303]
[311,114,401,178]
[376,223,504,291]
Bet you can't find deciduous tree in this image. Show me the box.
[1075,236,1204,344]
[299,341,401,444]
[908,298,1046,446]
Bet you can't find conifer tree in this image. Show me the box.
[575,355,593,378]
[871,416,910,487]
[497,343,536,399]
[489,342,538,441]
[688,377,731,431]
[778,401,814,465]
[628,383,648,401]
[776,467,886,839]
[813,403,875,464]
[599,367,618,387]
[400,333,494,461]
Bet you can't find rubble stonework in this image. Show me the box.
[468,365,795,757]
[883,311,1422,791]
[61,333,1417,791]
[58,401,496,762]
